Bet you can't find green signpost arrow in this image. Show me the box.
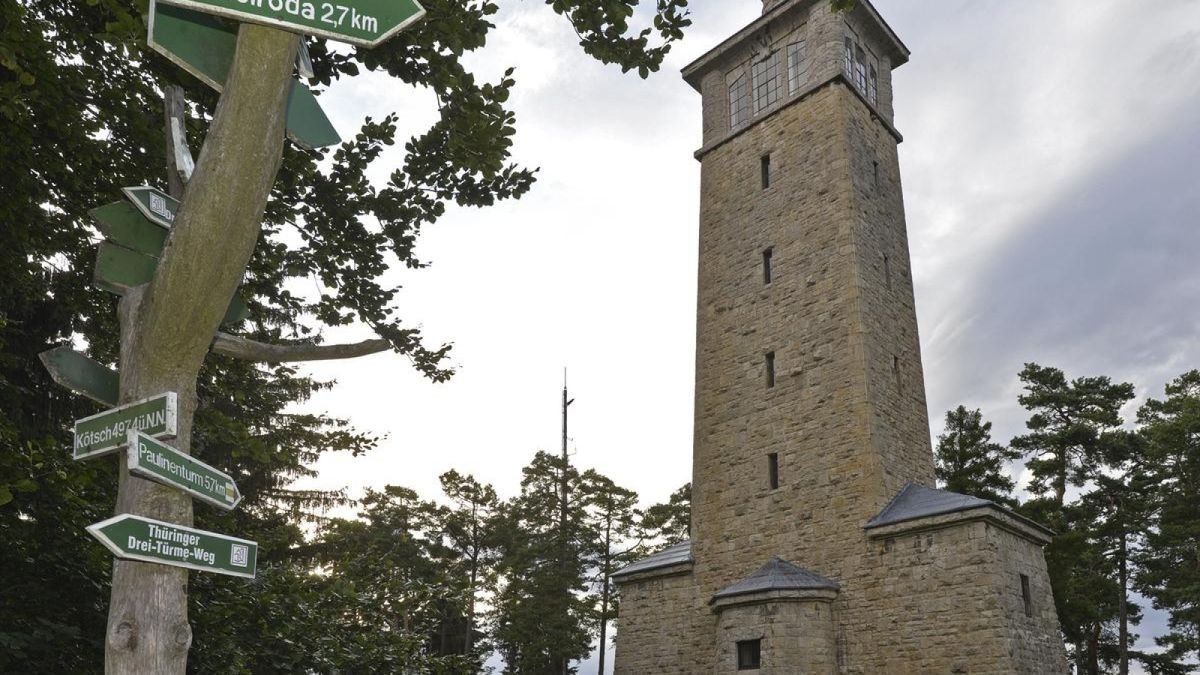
[158,0,424,48]
[73,393,178,461]
[148,1,341,149]
[127,431,242,510]
[91,202,169,257]
[121,185,179,228]
[87,513,257,578]
[93,241,250,324]
[39,347,120,407]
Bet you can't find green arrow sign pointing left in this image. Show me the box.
[159,0,424,48]
[127,431,242,510]
[39,347,119,407]
[87,514,257,578]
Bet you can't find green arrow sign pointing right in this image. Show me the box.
[158,0,425,48]
[87,514,257,578]
[127,431,242,510]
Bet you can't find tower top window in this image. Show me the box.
[751,51,781,114]
[729,71,750,129]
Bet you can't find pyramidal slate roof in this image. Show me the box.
[865,483,996,529]
[612,540,693,579]
[710,557,838,603]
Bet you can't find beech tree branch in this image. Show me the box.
[212,332,391,362]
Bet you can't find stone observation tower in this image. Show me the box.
[611,1,1070,673]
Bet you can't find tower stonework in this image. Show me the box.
[612,2,1070,673]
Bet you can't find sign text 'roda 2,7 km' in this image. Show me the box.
[158,0,424,48]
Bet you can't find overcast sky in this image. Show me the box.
[294,1,1200,671]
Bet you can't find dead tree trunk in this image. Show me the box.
[105,22,297,674]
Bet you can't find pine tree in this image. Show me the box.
[639,482,691,546]
[434,470,502,665]
[495,452,593,674]
[580,470,640,675]
[1011,363,1136,674]
[934,406,1020,504]
[1135,370,1200,669]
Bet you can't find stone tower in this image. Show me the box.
[612,1,1071,673]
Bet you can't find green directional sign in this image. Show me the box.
[127,431,242,510]
[87,514,257,578]
[121,186,179,228]
[159,0,424,48]
[73,393,178,461]
[90,202,169,257]
[39,347,119,407]
[93,241,251,324]
[148,1,341,149]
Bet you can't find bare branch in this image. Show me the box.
[212,331,391,363]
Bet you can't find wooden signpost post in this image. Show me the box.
[35,0,428,665]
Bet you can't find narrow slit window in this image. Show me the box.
[883,254,891,290]
[868,63,879,105]
[1021,574,1033,617]
[892,355,901,390]
[763,247,774,285]
[873,160,879,188]
[768,453,779,490]
[761,154,771,190]
[737,639,762,670]
[765,352,776,388]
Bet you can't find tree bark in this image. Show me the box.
[211,332,391,362]
[106,23,297,675]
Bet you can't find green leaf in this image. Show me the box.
[0,487,12,506]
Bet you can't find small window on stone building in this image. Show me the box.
[765,352,776,388]
[737,639,762,670]
[843,37,854,79]
[1021,574,1033,617]
[868,64,879,105]
[761,154,771,190]
[752,51,781,114]
[787,40,808,93]
[768,453,779,490]
[729,71,751,129]
[873,160,880,188]
[763,247,774,284]
[892,355,901,390]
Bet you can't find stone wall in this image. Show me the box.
[714,596,838,675]
[612,568,708,674]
